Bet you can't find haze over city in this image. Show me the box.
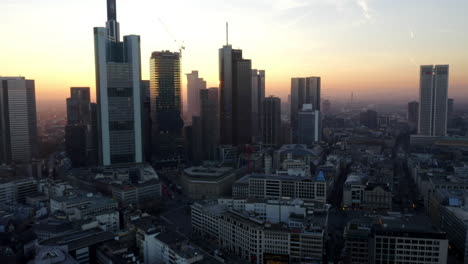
[2,0,467,106]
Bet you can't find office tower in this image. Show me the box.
[447,98,454,128]
[65,87,93,167]
[322,99,331,115]
[359,109,378,129]
[200,88,219,160]
[186,71,206,121]
[262,96,281,147]
[418,65,449,136]
[219,44,252,146]
[407,101,419,128]
[141,80,152,161]
[150,51,184,160]
[189,116,203,164]
[290,77,321,142]
[0,77,38,164]
[251,69,265,142]
[297,104,321,146]
[94,0,143,166]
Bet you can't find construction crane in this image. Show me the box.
[158,18,185,56]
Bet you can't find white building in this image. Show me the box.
[191,198,327,264]
[143,231,203,264]
[418,65,449,137]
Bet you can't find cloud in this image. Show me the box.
[356,0,372,20]
[272,0,309,11]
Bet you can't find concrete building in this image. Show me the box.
[233,172,328,203]
[186,70,206,121]
[191,198,327,264]
[262,96,281,147]
[219,44,253,146]
[370,218,448,264]
[290,77,321,142]
[180,166,236,200]
[251,69,265,143]
[298,104,321,145]
[94,0,143,166]
[342,173,368,208]
[50,192,119,232]
[362,183,392,210]
[144,230,204,264]
[418,65,449,136]
[150,51,184,161]
[0,77,38,164]
[40,228,115,264]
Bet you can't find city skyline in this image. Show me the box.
[2,0,467,106]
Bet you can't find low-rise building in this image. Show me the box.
[191,198,327,264]
[233,173,328,203]
[180,166,235,200]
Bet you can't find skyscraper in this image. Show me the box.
[141,80,152,161]
[219,44,253,146]
[297,104,321,146]
[65,87,93,167]
[186,71,206,121]
[418,65,449,136]
[0,77,37,164]
[407,101,419,129]
[262,96,281,147]
[150,51,184,160]
[94,0,143,166]
[359,109,378,129]
[290,77,321,142]
[251,70,265,142]
[200,88,219,160]
[447,98,454,128]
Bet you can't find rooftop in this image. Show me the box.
[40,228,115,251]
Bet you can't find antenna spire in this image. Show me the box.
[226,22,229,45]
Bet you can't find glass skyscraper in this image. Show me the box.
[94,0,143,166]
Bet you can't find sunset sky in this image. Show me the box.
[2,0,467,106]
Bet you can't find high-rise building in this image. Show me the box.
[0,77,38,164]
[141,80,151,161]
[150,51,184,160]
[322,99,331,115]
[290,77,321,142]
[251,70,265,142]
[219,45,252,146]
[262,96,281,147]
[94,0,143,166]
[359,109,378,129]
[447,98,454,128]
[407,101,419,129]
[65,87,93,167]
[418,65,449,136]
[200,88,219,160]
[297,104,321,146]
[186,71,206,121]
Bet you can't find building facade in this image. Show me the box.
[408,101,419,129]
[200,88,219,160]
[150,51,184,161]
[0,77,38,164]
[186,70,206,121]
[251,69,265,142]
[94,0,143,166]
[290,77,321,142]
[219,45,253,146]
[418,65,449,137]
[262,96,281,147]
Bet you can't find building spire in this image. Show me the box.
[105,0,120,42]
[226,22,229,45]
[107,0,117,21]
